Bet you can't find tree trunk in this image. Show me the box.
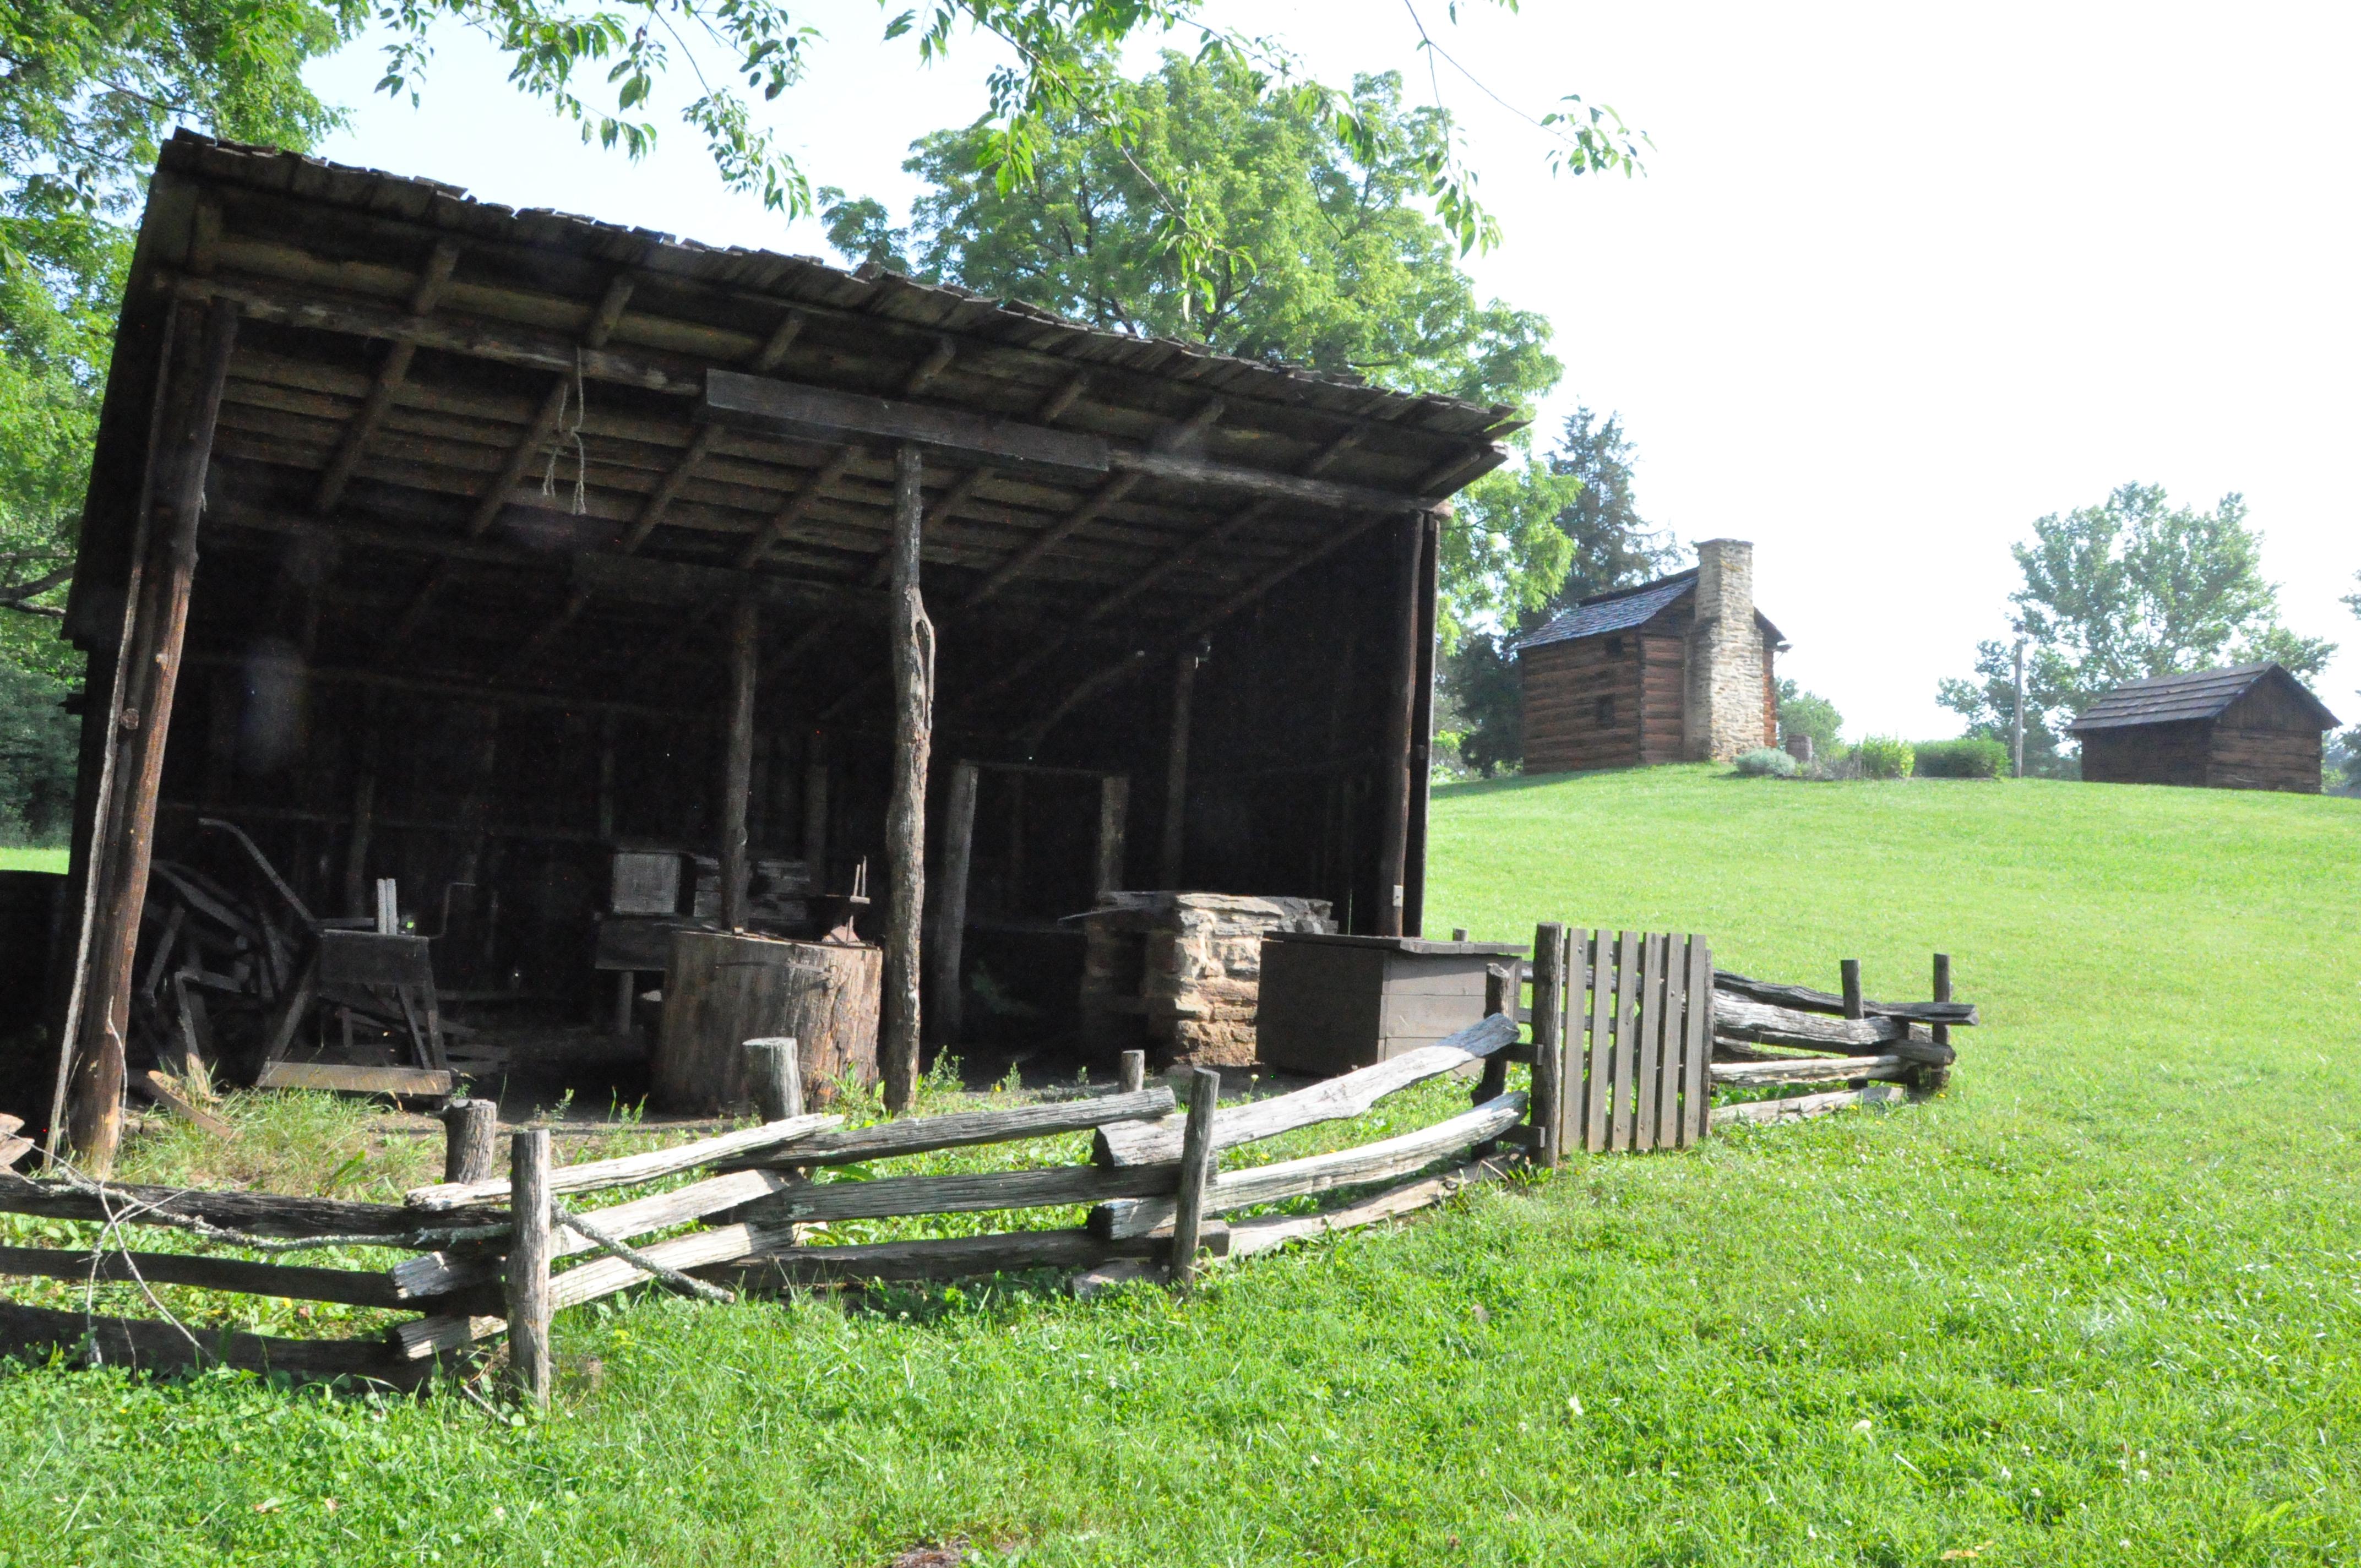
[61,300,241,1172]
[882,444,932,1110]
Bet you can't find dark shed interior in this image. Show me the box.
[23,133,1513,1148]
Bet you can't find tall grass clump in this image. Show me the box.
[1854,735,1914,778]
[1916,737,2009,778]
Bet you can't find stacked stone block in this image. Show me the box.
[1079,892,1334,1066]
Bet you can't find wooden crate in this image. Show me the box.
[1255,933,1525,1077]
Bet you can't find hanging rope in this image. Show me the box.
[540,349,589,516]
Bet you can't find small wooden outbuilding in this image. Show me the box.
[1515,539,1786,773]
[2069,663,2338,793]
[25,132,1519,1160]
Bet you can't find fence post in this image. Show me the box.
[1531,922,1567,1168]
[505,1129,554,1408]
[1840,959,1863,1020]
[1473,963,1511,1109]
[745,1037,803,1121]
[1919,954,1954,1098]
[440,1098,498,1185]
[1118,1049,1146,1096]
[1169,1067,1220,1292]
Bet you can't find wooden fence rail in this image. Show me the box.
[0,940,1976,1395]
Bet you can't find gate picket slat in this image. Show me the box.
[1611,930,1642,1151]
[1682,934,1715,1146]
[1585,929,1613,1153]
[1655,933,1687,1142]
[1635,933,1666,1150]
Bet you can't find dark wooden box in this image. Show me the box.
[1255,933,1525,1076]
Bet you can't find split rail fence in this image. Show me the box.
[0,926,1973,1401]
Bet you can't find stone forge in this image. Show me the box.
[1079,893,1335,1068]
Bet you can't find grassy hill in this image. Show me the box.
[3,768,2357,1565]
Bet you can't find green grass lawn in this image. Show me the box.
[0,846,65,873]
[5,767,2358,1566]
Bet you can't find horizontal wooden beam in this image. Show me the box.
[704,369,1109,478]
[704,371,1454,512]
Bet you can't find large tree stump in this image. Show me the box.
[652,930,880,1114]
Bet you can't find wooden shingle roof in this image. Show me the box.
[2067,663,2340,732]
[68,131,1518,725]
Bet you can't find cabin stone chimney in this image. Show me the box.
[1684,538,1765,762]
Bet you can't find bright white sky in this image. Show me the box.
[303,2,2361,739]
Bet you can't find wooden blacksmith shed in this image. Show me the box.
[28,132,1516,1158]
[1515,539,1786,773]
[2069,663,2338,793]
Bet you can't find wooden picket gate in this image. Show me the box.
[1525,924,1714,1159]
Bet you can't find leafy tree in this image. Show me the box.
[2,0,358,727]
[2336,571,2361,792]
[1439,406,1683,775]
[828,52,1586,723]
[0,657,76,843]
[377,1,1640,265]
[1939,483,2336,763]
[828,59,1563,409]
[1773,678,1840,755]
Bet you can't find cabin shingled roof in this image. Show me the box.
[1513,573,1700,651]
[2067,662,2341,732]
[1513,570,1788,653]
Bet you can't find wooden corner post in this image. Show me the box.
[1530,922,1568,1168]
[882,444,933,1111]
[440,1098,498,1184]
[505,1128,554,1407]
[1372,513,1423,937]
[58,298,241,1172]
[745,1036,803,1120]
[1921,952,1954,1097]
[719,596,759,930]
[1169,1066,1220,1292]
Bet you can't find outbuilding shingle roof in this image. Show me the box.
[1513,573,1698,651]
[2066,662,2341,732]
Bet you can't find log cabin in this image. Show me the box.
[1515,540,1786,773]
[20,132,1519,1159]
[2069,663,2338,793]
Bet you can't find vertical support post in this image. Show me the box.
[61,300,241,1172]
[1840,959,1863,1021]
[611,970,635,1038]
[1159,644,1204,888]
[1473,963,1510,1113]
[745,1036,803,1120]
[1169,1066,1219,1292]
[719,596,759,931]
[802,738,829,891]
[1371,513,1422,937]
[881,444,933,1112]
[440,1097,498,1184]
[596,711,618,841]
[925,760,979,1048]
[1921,952,1954,1098]
[1401,510,1440,937]
[505,1129,554,1408]
[1529,922,1567,1168]
[1118,1049,1146,1096]
[1095,775,1129,897]
[342,688,380,917]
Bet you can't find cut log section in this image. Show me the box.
[651,930,880,1114]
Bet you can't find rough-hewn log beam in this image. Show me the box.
[60,300,241,1170]
[881,444,932,1110]
[314,241,460,514]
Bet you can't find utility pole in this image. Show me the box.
[2011,638,2027,779]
